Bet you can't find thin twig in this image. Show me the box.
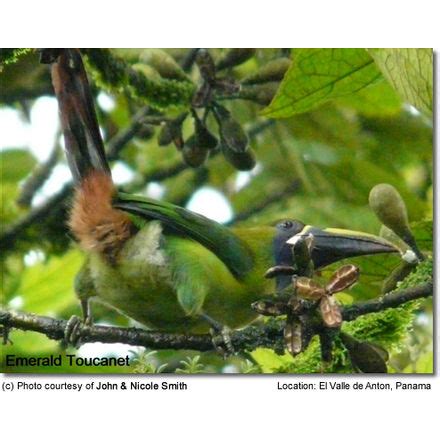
[229,179,301,225]
[0,185,71,252]
[16,137,61,208]
[342,282,433,321]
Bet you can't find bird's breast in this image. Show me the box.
[88,221,193,329]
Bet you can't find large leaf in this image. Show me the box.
[261,49,381,118]
[336,80,403,117]
[368,49,433,116]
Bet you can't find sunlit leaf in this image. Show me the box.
[368,49,433,115]
[262,49,381,118]
[251,347,292,373]
[336,80,402,117]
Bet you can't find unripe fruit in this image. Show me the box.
[193,113,218,150]
[216,48,256,71]
[369,183,423,260]
[214,105,248,153]
[221,142,256,171]
[239,82,279,105]
[369,184,410,238]
[158,113,187,148]
[242,57,291,85]
[140,49,188,81]
[181,136,208,168]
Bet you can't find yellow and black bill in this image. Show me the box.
[286,225,399,269]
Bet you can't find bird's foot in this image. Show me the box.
[209,325,235,358]
[62,315,93,349]
[200,312,235,357]
[62,315,82,348]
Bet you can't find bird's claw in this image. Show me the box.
[62,315,93,348]
[62,315,82,348]
[210,326,235,358]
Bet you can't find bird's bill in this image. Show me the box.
[286,226,399,269]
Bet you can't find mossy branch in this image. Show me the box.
[0,282,432,353]
[81,49,195,111]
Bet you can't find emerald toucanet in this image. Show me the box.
[50,49,398,333]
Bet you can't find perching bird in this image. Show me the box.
[50,49,398,334]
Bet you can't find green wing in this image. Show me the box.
[114,192,254,278]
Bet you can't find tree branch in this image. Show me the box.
[228,179,301,225]
[0,282,432,353]
[342,282,433,321]
[0,185,71,252]
[16,139,60,208]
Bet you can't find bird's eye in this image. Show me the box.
[276,219,305,233]
[278,220,293,229]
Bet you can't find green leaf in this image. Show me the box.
[251,348,292,373]
[0,48,31,69]
[0,149,37,183]
[336,80,403,117]
[403,351,433,373]
[368,49,433,115]
[261,49,381,118]
[16,250,83,315]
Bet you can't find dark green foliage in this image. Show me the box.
[0,48,31,68]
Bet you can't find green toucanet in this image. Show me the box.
[50,49,398,333]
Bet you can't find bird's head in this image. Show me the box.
[273,219,399,269]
